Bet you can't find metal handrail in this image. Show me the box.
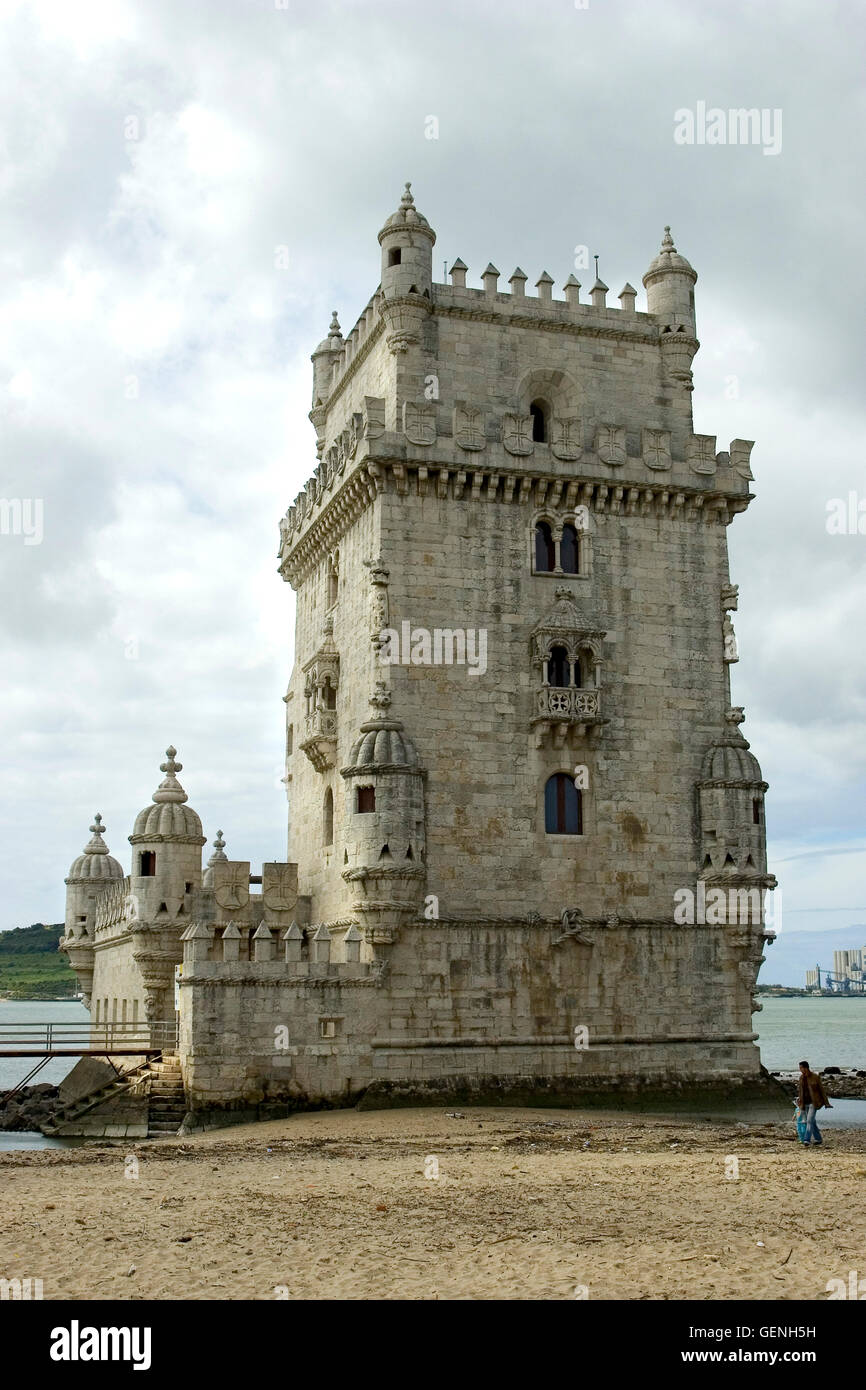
[0,1020,178,1052]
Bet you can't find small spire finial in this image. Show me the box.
[153,746,189,805]
[84,813,109,856]
[661,225,675,252]
[400,181,414,209]
[207,829,228,866]
[328,310,341,339]
[160,746,181,776]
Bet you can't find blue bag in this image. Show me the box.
[795,1106,808,1142]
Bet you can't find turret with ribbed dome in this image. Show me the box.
[128,747,206,909]
[697,710,773,885]
[378,182,436,328]
[340,684,427,951]
[309,309,343,454]
[62,813,124,1006]
[66,813,124,886]
[642,224,698,342]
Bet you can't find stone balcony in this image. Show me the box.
[531,686,604,747]
[300,708,337,772]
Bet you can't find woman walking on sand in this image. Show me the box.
[797,1060,832,1147]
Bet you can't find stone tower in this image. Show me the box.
[274,184,778,1104]
[63,814,123,1008]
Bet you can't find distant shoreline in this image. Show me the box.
[756,989,866,999]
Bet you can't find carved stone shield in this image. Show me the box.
[642,427,671,470]
[687,434,717,475]
[212,861,250,912]
[454,404,485,452]
[596,424,625,466]
[363,396,386,440]
[403,401,436,446]
[262,863,299,914]
[502,413,534,456]
[729,438,754,480]
[551,417,582,461]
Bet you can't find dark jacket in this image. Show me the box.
[798,1070,830,1110]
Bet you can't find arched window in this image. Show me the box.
[529,399,548,442]
[322,680,336,711]
[534,520,555,572]
[548,645,570,687]
[544,774,582,835]
[323,787,334,846]
[560,523,579,574]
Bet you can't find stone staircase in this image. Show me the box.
[146,1056,187,1137]
[41,1054,186,1139]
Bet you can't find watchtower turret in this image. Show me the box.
[378,181,436,301]
[341,685,427,955]
[643,225,699,391]
[62,813,123,1006]
[128,747,206,920]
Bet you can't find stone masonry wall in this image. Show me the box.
[179,918,769,1117]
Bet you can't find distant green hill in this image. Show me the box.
[0,923,77,999]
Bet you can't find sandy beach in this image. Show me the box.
[1,1106,864,1301]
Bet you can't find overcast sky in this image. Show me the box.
[1,0,864,947]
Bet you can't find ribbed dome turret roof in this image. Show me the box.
[700,738,765,785]
[378,183,436,243]
[130,747,205,842]
[66,813,124,883]
[344,686,421,773]
[643,225,696,283]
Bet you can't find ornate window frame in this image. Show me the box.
[529,509,593,580]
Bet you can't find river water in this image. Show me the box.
[1,996,864,1149]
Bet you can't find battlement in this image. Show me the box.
[180,920,375,981]
[320,269,655,406]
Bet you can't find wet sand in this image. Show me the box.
[1,1106,863,1300]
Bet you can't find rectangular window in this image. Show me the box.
[319,1019,337,1039]
[139,850,156,876]
[356,786,376,813]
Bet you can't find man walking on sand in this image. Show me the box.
[797,1060,832,1147]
